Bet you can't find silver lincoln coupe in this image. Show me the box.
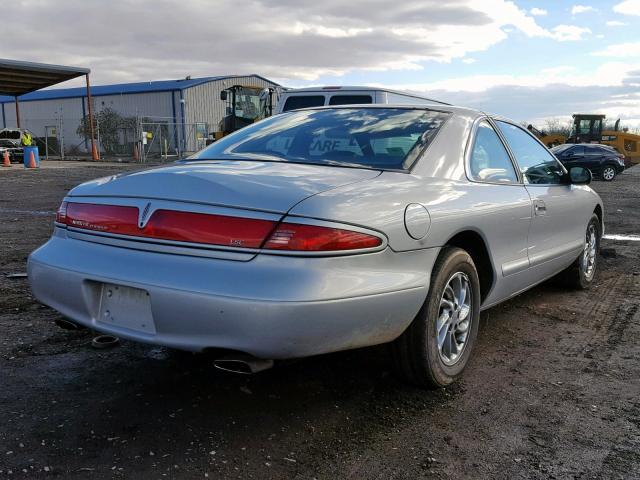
[28,105,603,387]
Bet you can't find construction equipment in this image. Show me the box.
[600,126,640,166]
[211,85,276,142]
[526,125,566,148]
[567,114,640,164]
[565,114,606,144]
[529,114,640,165]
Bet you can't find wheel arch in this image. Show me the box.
[444,229,495,303]
[593,203,604,236]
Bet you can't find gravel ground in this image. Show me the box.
[0,161,638,479]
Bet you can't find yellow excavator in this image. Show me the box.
[530,114,640,164]
[526,125,566,148]
[210,85,276,142]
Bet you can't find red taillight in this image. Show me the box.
[58,202,382,252]
[59,202,277,248]
[263,223,382,251]
[144,210,276,248]
[56,201,68,224]
[65,203,140,235]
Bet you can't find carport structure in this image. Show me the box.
[0,58,98,160]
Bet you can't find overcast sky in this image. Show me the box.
[2,0,639,128]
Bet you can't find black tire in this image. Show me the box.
[555,213,601,289]
[392,247,481,388]
[601,165,616,181]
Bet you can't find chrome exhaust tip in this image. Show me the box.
[213,356,274,374]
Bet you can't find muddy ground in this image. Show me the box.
[0,161,638,479]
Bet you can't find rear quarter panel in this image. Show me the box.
[288,111,534,305]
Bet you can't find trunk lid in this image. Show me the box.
[69,160,381,213]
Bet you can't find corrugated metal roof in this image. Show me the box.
[0,75,279,103]
[0,58,90,97]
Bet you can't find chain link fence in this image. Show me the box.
[7,113,210,162]
[138,121,209,162]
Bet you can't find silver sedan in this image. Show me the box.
[28,105,603,387]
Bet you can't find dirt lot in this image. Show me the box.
[0,161,638,479]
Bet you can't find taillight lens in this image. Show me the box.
[264,223,382,251]
[64,203,140,236]
[57,202,382,252]
[59,203,276,248]
[144,210,276,248]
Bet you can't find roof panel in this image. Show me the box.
[0,58,90,97]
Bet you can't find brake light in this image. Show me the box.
[57,202,382,252]
[65,203,140,235]
[264,223,382,251]
[144,210,276,248]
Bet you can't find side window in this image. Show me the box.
[585,146,601,156]
[570,146,585,156]
[597,147,613,156]
[496,121,565,185]
[578,119,591,135]
[468,121,518,183]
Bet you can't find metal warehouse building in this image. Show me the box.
[0,74,280,158]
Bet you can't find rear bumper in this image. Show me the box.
[28,229,435,358]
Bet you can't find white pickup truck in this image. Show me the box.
[0,128,31,162]
[275,86,448,114]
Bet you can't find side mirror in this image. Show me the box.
[220,90,228,101]
[569,166,591,185]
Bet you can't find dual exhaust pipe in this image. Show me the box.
[54,319,272,374]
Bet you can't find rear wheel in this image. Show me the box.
[555,214,600,289]
[392,247,480,388]
[602,166,616,181]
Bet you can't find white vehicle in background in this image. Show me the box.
[275,86,448,113]
[0,128,33,163]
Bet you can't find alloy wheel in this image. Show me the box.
[602,167,615,181]
[436,272,472,366]
[582,224,597,281]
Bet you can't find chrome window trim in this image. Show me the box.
[463,116,523,186]
[491,118,568,186]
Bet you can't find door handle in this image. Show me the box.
[534,200,547,215]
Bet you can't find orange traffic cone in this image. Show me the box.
[2,150,11,167]
[27,151,38,169]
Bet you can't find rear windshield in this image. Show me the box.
[329,95,373,106]
[282,95,325,112]
[195,108,450,170]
